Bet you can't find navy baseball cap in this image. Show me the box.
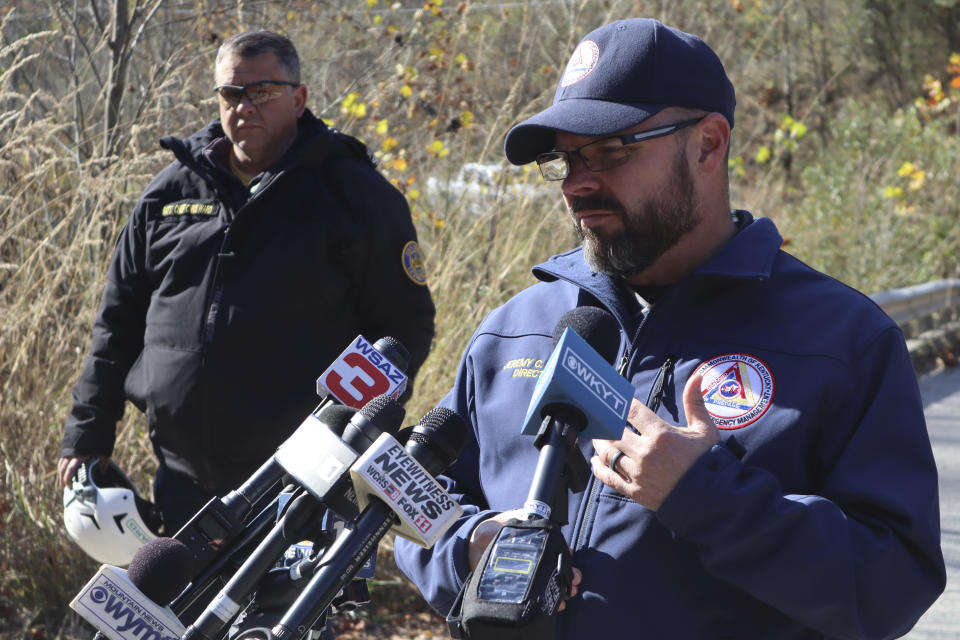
[504,18,736,165]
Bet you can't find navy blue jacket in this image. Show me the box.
[62,111,435,495]
[395,213,944,639]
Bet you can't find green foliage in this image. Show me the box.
[1,1,960,637]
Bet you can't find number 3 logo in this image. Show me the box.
[323,352,391,408]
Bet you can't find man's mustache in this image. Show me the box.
[569,194,626,215]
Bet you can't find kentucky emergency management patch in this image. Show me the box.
[561,40,600,87]
[696,353,775,429]
[401,241,428,285]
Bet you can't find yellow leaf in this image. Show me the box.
[367,0,379,5]
[897,162,915,177]
[392,157,408,171]
[400,85,413,98]
[382,137,399,152]
[376,119,389,135]
[883,185,904,199]
[460,110,474,127]
[409,189,421,200]
[754,146,771,164]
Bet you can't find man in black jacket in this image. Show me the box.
[58,31,435,532]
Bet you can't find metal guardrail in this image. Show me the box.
[871,279,960,334]
[872,279,960,372]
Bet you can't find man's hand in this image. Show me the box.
[58,455,109,488]
[591,372,720,511]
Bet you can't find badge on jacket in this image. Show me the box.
[402,241,428,285]
[697,353,774,429]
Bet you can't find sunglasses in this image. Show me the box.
[213,80,299,108]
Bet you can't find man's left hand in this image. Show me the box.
[591,372,720,511]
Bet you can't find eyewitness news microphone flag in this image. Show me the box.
[350,431,463,547]
[317,335,408,409]
[520,327,633,440]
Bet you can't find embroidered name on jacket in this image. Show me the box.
[697,353,775,429]
[160,200,217,217]
[502,357,544,379]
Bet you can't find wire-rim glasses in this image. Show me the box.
[213,80,300,108]
[535,116,706,181]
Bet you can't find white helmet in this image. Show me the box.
[63,459,163,566]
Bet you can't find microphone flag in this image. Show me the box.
[349,432,463,548]
[316,335,408,408]
[70,565,185,640]
[520,327,633,440]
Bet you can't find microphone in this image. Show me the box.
[168,403,361,622]
[180,396,406,640]
[171,336,410,582]
[519,306,630,443]
[270,407,470,640]
[70,538,194,640]
[451,307,624,640]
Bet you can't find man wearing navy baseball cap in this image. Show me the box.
[396,18,944,638]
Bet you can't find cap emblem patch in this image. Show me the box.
[696,353,774,429]
[560,40,600,88]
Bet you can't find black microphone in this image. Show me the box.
[127,536,196,606]
[451,307,622,640]
[168,402,361,622]
[74,538,196,640]
[173,336,411,577]
[181,396,406,640]
[525,306,621,518]
[270,407,470,640]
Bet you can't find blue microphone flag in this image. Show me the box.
[520,327,633,440]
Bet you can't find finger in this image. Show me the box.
[558,567,583,612]
[683,370,715,431]
[590,454,633,495]
[627,396,656,426]
[59,457,81,488]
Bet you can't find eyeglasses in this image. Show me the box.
[213,80,299,108]
[535,116,705,181]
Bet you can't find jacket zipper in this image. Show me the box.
[571,327,675,552]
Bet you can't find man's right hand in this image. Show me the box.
[58,455,109,488]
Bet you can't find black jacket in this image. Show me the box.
[62,111,435,494]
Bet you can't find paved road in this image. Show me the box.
[904,365,960,638]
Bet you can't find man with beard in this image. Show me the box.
[395,18,945,639]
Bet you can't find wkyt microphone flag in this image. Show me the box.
[520,327,634,440]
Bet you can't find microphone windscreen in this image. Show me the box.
[551,306,621,364]
[358,394,405,437]
[373,336,410,372]
[316,403,357,436]
[127,537,195,605]
[405,406,470,476]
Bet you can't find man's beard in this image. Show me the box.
[571,149,700,278]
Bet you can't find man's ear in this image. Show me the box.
[292,84,308,117]
[694,113,730,174]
